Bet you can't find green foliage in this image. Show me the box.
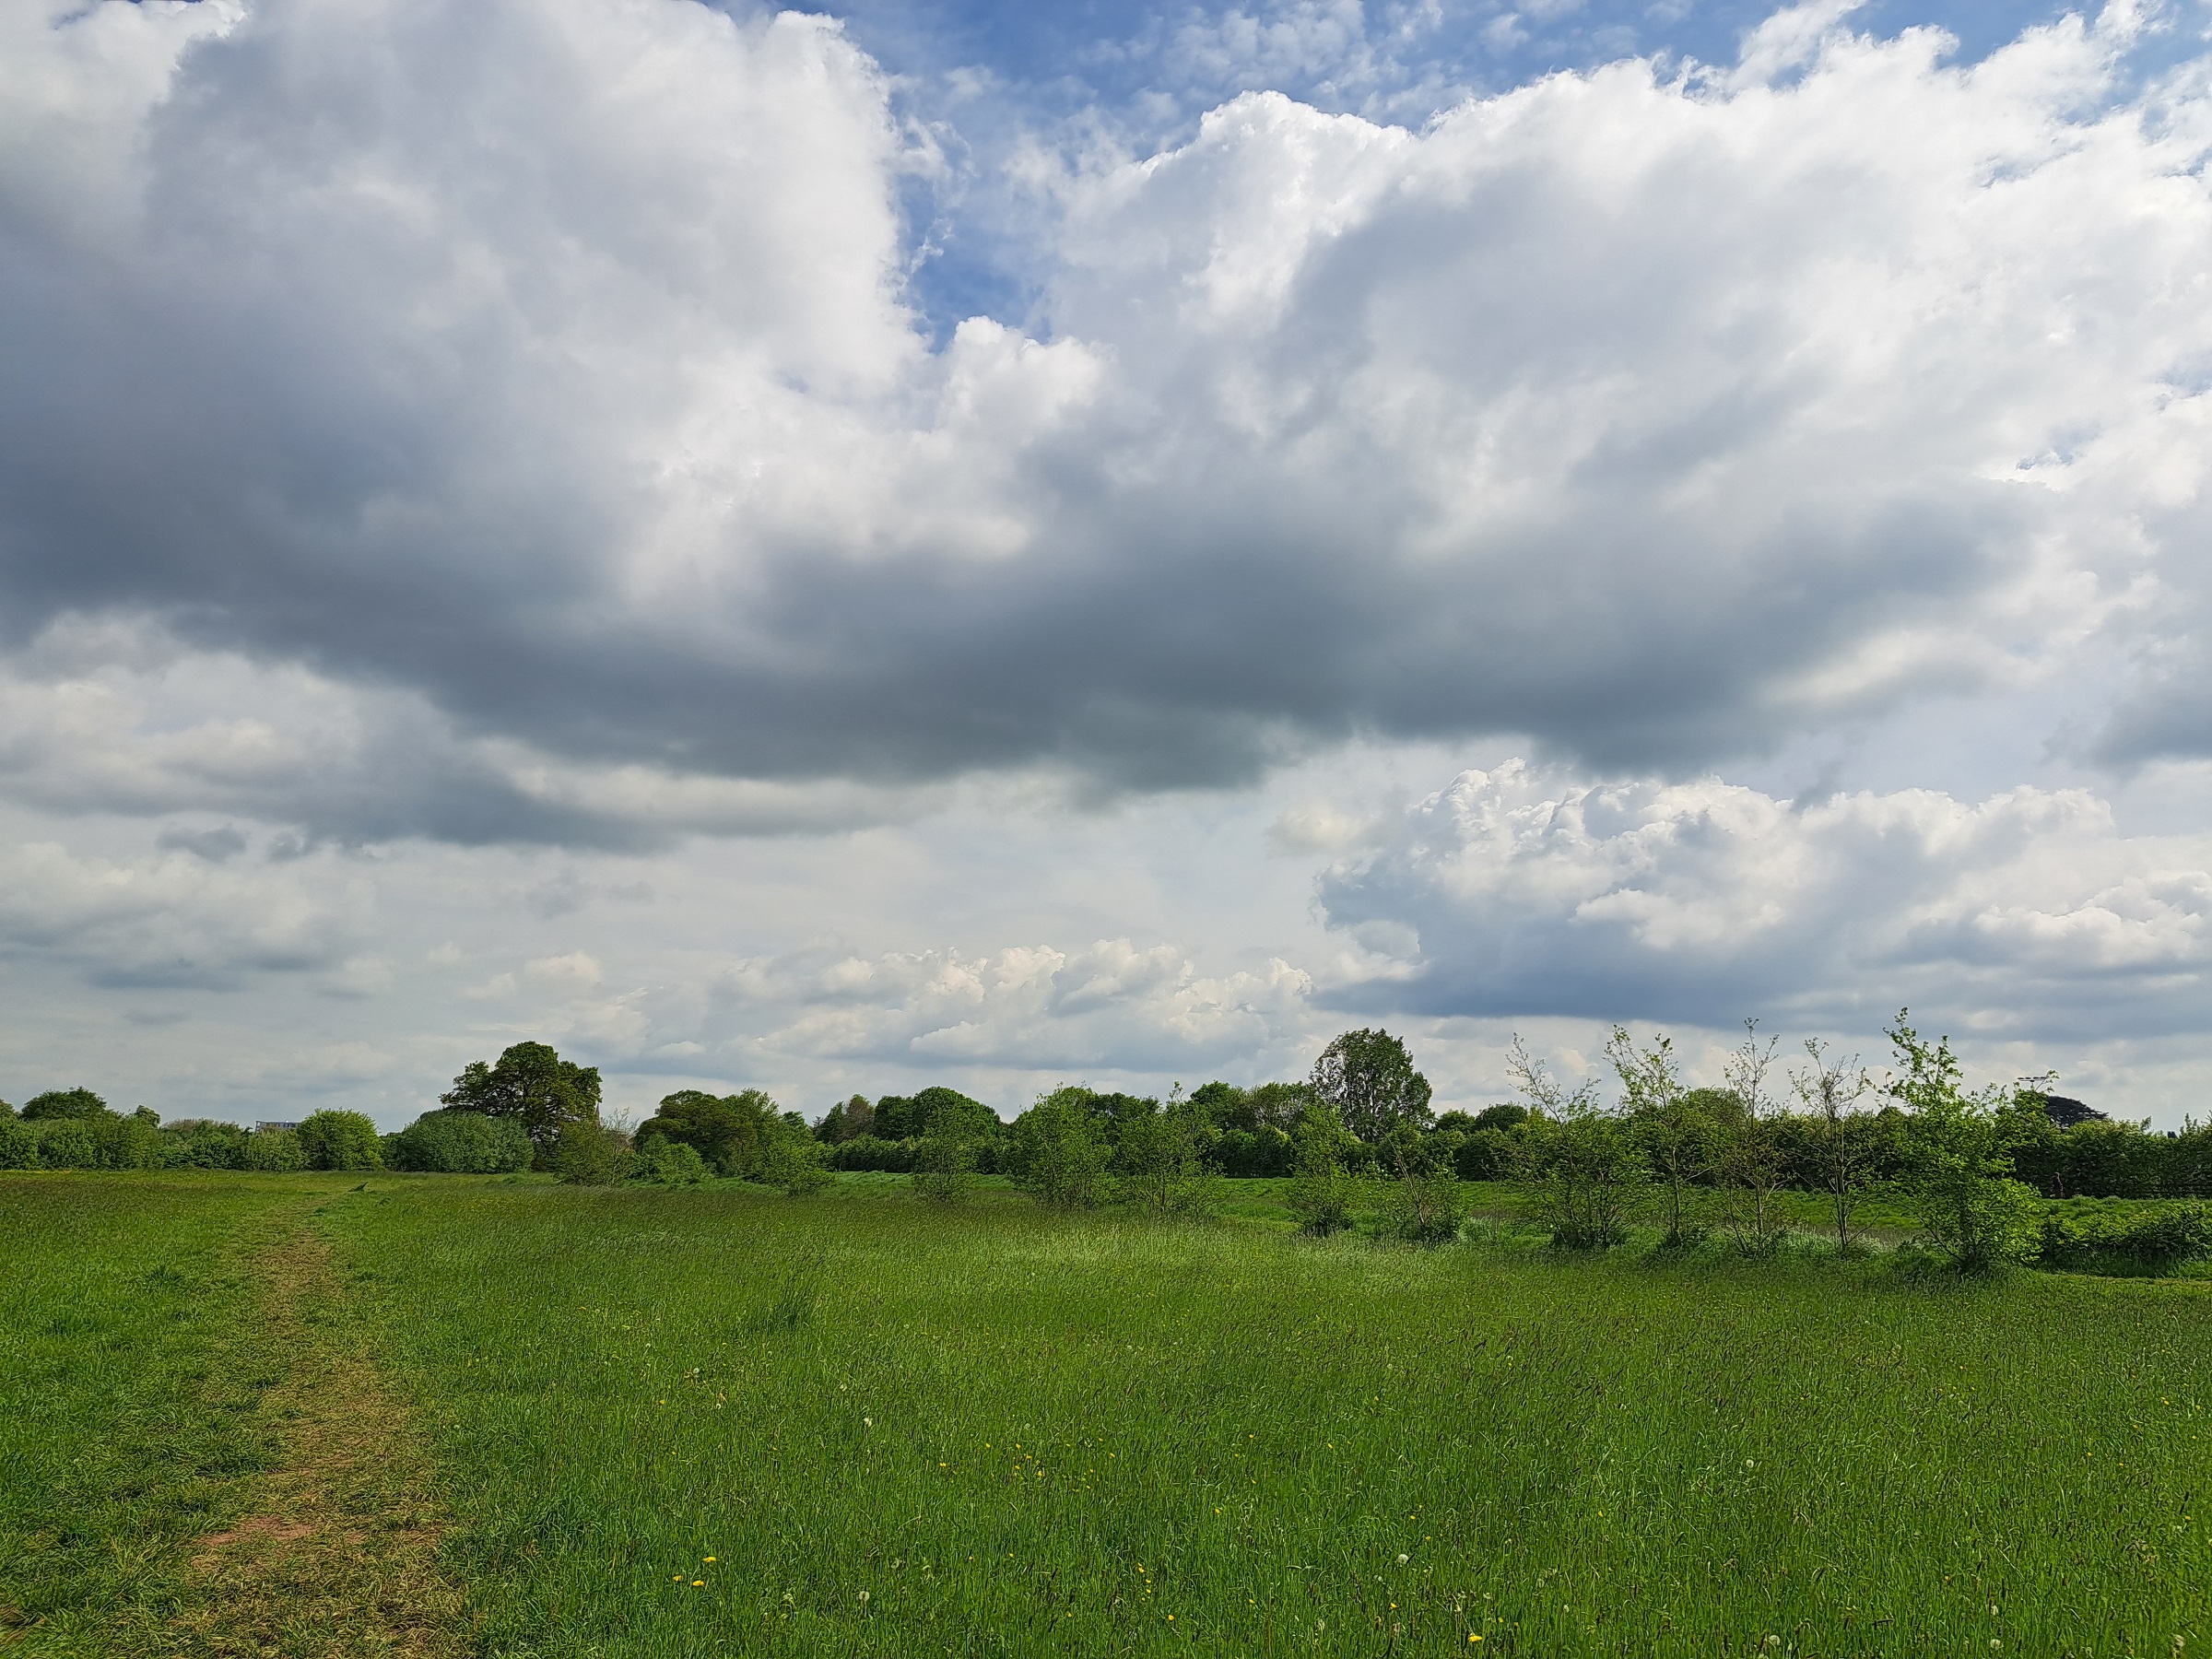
[826,1134,913,1173]
[1888,1012,2041,1270]
[241,1128,307,1172]
[441,1041,603,1166]
[635,1088,806,1181]
[1610,1027,1706,1245]
[296,1109,383,1171]
[634,1139,711,1186]
[759,1131,831,1196]
[1112,1093,1217,1215]
[2038,1200,2212,1274]
[1378,1123,1464,1243]
[35,1118,100,1170]
[22,1087,109,1121]
[1310,1028,1432,1143]
[0,1115,38,1170]
[389,1108,535,1173]
[1285,1102,1359,1235]
[1509,1037,1645,1249]
[912,1100,982,1206]
[815,1094,875,1143]
[1794,1040,1875,1254]
[1011,1087,1112,1211]
[552,1119,633,1186]
[167,1120,251,1171]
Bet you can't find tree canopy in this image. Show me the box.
[441,1041,602,1164]
[1311,1030,1432,1142]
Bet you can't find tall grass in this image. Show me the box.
[321,1180,2212,1656]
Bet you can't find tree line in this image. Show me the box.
[7,1018,2209,1274]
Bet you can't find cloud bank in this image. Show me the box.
[5,0,2212,843]
[5,0,2212,1123]
[1320,761,2212,1041]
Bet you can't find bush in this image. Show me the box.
[35,1119,99,1170]
[1888,1015,2038,1270]
[297,1110,383,1171]
[389,1108,535,1173]
[242,1128,307,1171]
[759,1130,831,1196]
[1520,1112,1646,1249]
[552,1120,632,1185]
[22,1087,109,1121]
[828,1135,913,1173]
[1286,1105,1358,1235]
[2039,1202,2212,1275]
[167,1121,251,1170]
[635,1139,711,1185]
[1011,1088,1112,1211]
[0,1116,39,1169]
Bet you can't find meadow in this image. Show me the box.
[4,1171,2210,1656]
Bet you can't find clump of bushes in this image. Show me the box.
[388,1109,534,1173]
[2038,1202,2212,1275]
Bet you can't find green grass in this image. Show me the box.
[310,1178,2212,1657]
[0,1171,337,1644]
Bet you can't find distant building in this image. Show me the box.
[256,1121,301,1134]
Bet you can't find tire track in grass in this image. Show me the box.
[169,1203,469,1659]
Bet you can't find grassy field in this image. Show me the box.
[5,1172,2211,1655]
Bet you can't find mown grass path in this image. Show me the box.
[0,1173,467,1657]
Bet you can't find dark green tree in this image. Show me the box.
[23,1087,109,1121]
[441,1041,602,1165]
[635,1088,781,1178]
[1311,1030,1432,1143]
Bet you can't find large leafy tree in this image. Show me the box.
[1310,1030,1432,1143]
[441,1041,602,1165]
[635,1088,807,1182]
[22,1087,110,1121]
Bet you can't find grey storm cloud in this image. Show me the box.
[2,0,2210,846]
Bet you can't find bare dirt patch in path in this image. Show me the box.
[169,1207,471,1659]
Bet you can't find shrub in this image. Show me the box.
[2039,1202,2212,1275]
[389,1108,535,1173]
[1520,1111,1646,1249]
[1112,1097,1216,1215]
[167,1121,251,1170]
[297,1110,383,1171]
[635,1139,711,1185]
[759,1130,831,1196]
[1888,1014,2038,1270]
[0,1116,39,1169]
[1286,1104,1358,1236]
[552,1120,632,1186]
[1379,1124,1464,1244]
[35,1119,99,1170]
[828,1135,913,1173]
[242,1128,307,1171]
[1012,1088,1112,1211]
[22,1087,109,1121]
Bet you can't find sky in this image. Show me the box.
[5,0,2212,1130]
